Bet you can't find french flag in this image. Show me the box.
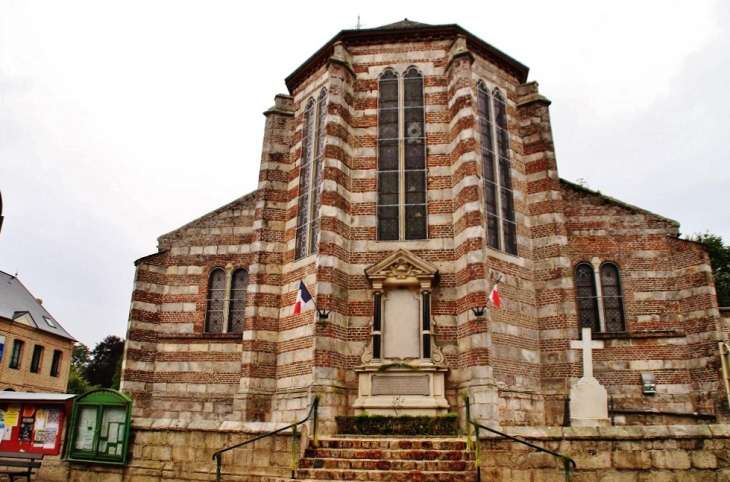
[293,281,313,315]
[489,283,501,309]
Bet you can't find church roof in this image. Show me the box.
[285,20,529,93]
[560,179,680,229]
[0,270,76,341]
[372,18,430,29]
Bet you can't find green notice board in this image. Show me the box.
[66,389,132,465]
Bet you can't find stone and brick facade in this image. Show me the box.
[62,18,730,482]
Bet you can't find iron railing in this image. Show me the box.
[211,396,319,481]
[464,397,576,482]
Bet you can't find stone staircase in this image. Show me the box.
[296,437,478,481]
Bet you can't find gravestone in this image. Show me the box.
[569,327,609,426]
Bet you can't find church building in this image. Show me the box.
[120,19,726,436]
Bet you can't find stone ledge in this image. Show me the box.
[131,418,294,434]
[495,424,730,441]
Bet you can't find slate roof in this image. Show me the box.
[0,270,76,341]
[372,18,430,29]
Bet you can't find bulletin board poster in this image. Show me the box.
[0,403,65,455]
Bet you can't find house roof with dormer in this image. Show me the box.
[0,270,76,341]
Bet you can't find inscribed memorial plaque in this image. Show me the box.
[372,375,430,396]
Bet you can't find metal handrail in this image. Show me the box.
[465,397,576,482]
[211,396,320,482]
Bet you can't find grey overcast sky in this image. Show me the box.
[1,1,728,348]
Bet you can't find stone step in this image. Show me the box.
[296,437,477,482]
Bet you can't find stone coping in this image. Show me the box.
[131,418,294,434]
[488,424,730,440]
[129,418,730,441]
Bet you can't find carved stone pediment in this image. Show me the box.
[364,249,438,290]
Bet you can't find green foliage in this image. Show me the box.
[71,343,91,372]
[85,335,125,388]
[690,232,730,306]
[336,413,459,436]
[111,358,122,390]
[66,337,125,393]
[66,367,98,394]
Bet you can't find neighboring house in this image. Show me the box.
[0,270,76,393]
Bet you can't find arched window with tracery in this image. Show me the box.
[574,261,626,333]
[477,82,517,254]
[600,263,625,332]
[228,268,248,333]
[204,266,249,334]
[295,88,327,259]
[377,67,427,241]
[575,262,599,332]
[205,268,226,333]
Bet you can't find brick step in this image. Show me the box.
[302,448,474,462]
[299,458,473,471]
[296,468,477,482]
[296,437,477,482]
[313,438,468,451]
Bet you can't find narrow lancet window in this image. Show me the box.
[228,268,248,333]
[575,262,599,332]
[600,263,625,332]
[205,268,226,333]
[478,82,517,254]
[295,89,327,259]
[377,68,427,241]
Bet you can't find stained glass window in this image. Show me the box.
[478,82,517,254]
[575,262,626,333]
[601,263,626,332]
[228,269,248,333]
[377,68,427,241]
[575,263,599,332]
[295,89,327,259]
[205,268,226,333]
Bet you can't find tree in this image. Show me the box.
[84,335,125,389]
[690,232,730,306]
[71,343,92,372]
[66,369,97,395]
[67,343,96,394]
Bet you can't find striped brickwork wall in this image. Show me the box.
[122,190,260,420]
[561,183,723,417]
[119,23,725,432]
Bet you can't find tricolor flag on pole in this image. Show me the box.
[489,282,501,309]
[293,281,313,315]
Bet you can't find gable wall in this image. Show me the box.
[560,183,724,420]
[122,195,258,421]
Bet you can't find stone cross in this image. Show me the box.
[570,327,604,378]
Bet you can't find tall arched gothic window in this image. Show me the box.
[228,268,248,333]
[204,266,248,334]
[477,82,517,255]
[295,88,327,259]
[574,261,626,333]
[377,67,427,241]
[205,268,226,333]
